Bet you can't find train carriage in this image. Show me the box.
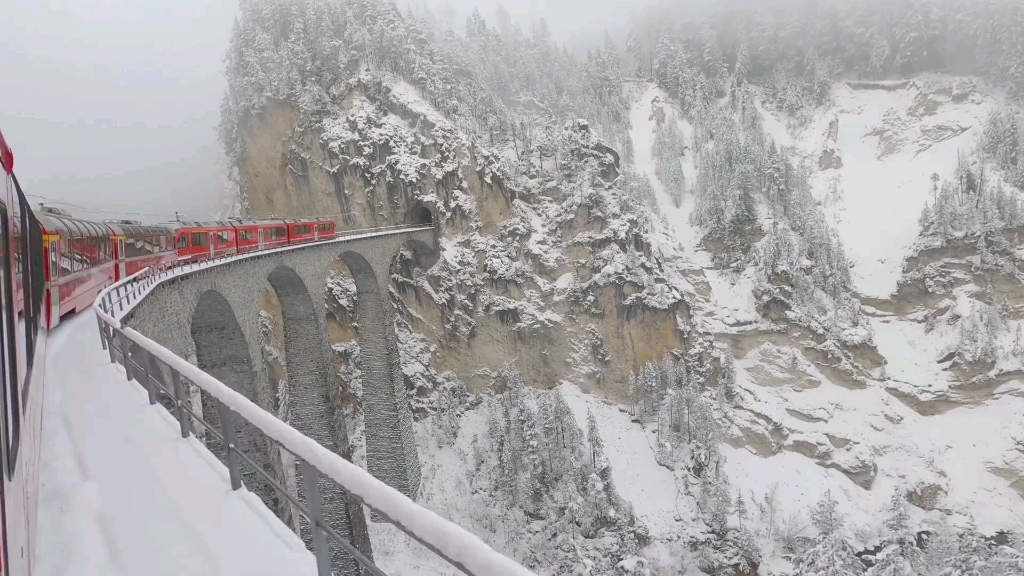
[36,208,115,330]
[227,218,288,254]
[283,217,335,244]
[104,220,176,280]
[170,221,238,262]
[259,220,289,250]
[313,217,336,241]
[1,129,48,576]
[284,218,317,244]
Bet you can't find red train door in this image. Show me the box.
[117,237,126,279]
[258,229,264,250]
[47,239,58,328]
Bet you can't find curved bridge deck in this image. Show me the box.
[37,311,316,576]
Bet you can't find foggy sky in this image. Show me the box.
[2,1,235,223]
[1,0,670,224]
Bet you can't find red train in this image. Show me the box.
[38,209,336,329]
[2,129,337,576]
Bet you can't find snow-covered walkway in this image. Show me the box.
[36,311,315,576]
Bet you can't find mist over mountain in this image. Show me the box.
[219,0,1024,572]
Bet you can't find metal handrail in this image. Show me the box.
[91,225,534,576]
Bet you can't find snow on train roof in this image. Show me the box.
[160,218,332,230]
[104,222,173,237]
[36,212,114,238]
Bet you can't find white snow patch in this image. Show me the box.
[629,85,708,265]
[558,383,682,539]
[772,78,996,297]
[37,312,316,576]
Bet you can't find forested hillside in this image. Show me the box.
[219,0,1024,574]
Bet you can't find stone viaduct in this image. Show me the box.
[123,226,437,571]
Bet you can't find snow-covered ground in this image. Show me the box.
[764,77,996,298]
[630,85,706,264]
[627,77,1024,547]
[37,312,315,576]
[559,383,682,540]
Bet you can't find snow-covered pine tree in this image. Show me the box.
[811,489,843,537]
[735,490,748,529]
[793,532,865,576]
[919,519,958,575]
[866,489,920,576]
[625,32,644,79]
[586,409,603,469]
[943,518,995,575]
[627,370,638,416]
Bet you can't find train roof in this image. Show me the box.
[36,212,114,238]
[161,220,248,230]
[158,217,333,230]
[224,218,288,227]
[104,221,174,237]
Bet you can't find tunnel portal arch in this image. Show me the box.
[407,205,434,226]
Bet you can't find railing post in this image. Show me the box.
[104,324,117,363]
[300,460,332,576]
[140,348,156,405]
[96,316,108,351]
[218,400,243,491]
[119,331,134,381]
[172,369,190,439]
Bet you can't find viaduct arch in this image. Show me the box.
[124,227,437,573]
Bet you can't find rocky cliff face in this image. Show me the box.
[235,75,699,414]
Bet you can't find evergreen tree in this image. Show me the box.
[919,519,958,575]
[811,490,844,537]
[735,490,748,529]
[794,533,865,576]
[944,518,994,575]
[866,489,920,576]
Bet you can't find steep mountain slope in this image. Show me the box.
[630,76,1024,548]
[216,1,1024,573]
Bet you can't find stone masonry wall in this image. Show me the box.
[124,230,436,537]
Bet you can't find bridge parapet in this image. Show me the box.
[91,225,535,576]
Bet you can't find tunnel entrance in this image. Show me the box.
[408,206,433,225]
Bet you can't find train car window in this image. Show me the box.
[69,239,79,272]
[177,233,187,249]
[50,239,58,278]
[84,238,94,266]
[273,227,286,239]
[216,231,230,245]
[191,231,208,247]
[0,200,21,477]
[59,240,72,275]
[238,229,253,241]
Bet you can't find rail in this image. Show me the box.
[91,224,534,576]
